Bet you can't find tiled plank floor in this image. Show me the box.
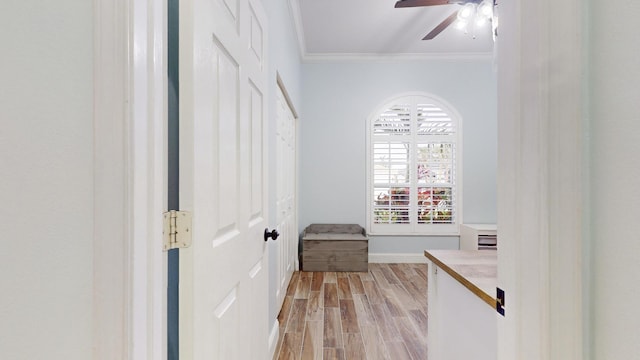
[274,263,428,360]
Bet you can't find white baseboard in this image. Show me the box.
[368,253,427,264]
[268,319,280,359]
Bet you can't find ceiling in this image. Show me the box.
[291,0,494,58]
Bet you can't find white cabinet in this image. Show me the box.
[460,224,497,250]
[424,250,497,360]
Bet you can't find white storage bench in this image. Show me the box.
[301,224,368,272]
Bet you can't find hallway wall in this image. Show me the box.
[589,0,640,357]
[0,1,94,358]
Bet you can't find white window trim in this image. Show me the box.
[365,92,463,236]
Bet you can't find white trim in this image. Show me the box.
[269,319,280,359]
[302,52,494,63]
[93,0,167,358]
[287,0,307,59]
[367,229,460,237]
[276,72,299,119]
[130,0,168,358]
[496,0,585,358]
[368,253,428,264]
[545,0,584,356]
[365,92,464,236]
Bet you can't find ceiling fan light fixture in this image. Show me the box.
[478,0,493,19]
[475,16,488,27]
[402,0,498,41]
[457,3,476,22]
[455,19,468,30]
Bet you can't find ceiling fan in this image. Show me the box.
[394,0,496,40]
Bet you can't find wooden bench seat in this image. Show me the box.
[301,224,368,272]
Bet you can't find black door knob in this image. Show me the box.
[264,228,279,242]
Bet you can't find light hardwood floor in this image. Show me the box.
[274,263,428,360]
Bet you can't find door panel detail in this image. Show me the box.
[249,5,263,65]
[249,81,263,219]
[215,44,240,230]
[221,0,239,22]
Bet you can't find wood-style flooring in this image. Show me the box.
[274,263,428,360]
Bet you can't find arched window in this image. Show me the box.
[366,93,462,235]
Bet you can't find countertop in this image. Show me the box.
[423,250,497,309]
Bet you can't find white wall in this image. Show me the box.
[300,60,497,253]
[265,0,303,337]
[589,0,640,357]
[0,1,94,359]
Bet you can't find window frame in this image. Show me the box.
[366,93,463,236]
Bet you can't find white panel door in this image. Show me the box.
[178,0,268,358]
[275,85,297,309]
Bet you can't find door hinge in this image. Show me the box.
[496,287,505,316]
[163,210,192,251]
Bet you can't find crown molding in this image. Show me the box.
[302,52,495,63]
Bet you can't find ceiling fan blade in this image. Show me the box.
[394,0,451,8]
[422,11,458,40]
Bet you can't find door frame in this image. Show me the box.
[93,0,167,358]
[496,0,586,358]
[92,0,589,357]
